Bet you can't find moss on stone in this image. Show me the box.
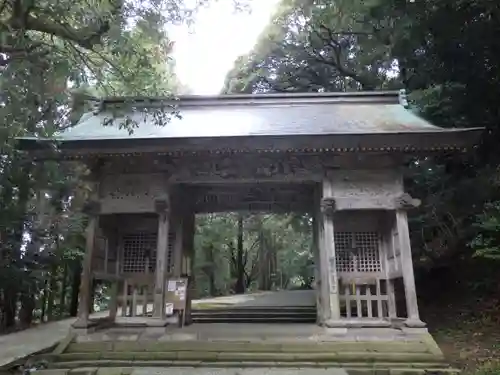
[66,343,113,353]
[57,353,101,361]
[68,367,98,375]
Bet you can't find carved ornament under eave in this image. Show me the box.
[330,170,403,199]
[320,197,337,217]
[169,154,327,181]
[154,198,170,215]
[393,193,421,210]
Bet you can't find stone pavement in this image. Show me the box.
[125,367,348,375]
[0,291,315,368]
[35,368,348,375]
[0,312,108,368]
[0,318,75,368]
[192,290,316,307]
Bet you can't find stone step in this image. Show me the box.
[65,340,433,354]
[43,337,450,374]
[49,351,443,364]
[43,362,458,374]
[192,306,317,312]
[191,310,316,316]
[191,307,317,323]
[191,316,316,323]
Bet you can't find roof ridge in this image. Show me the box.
[86,90,403,113]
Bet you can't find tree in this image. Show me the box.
[193,212,314,298]
[222,0,401,94]
[0,0,241,331]
[222,0,500,291]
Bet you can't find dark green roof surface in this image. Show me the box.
[53,91,474,141]
[19,91,483,155]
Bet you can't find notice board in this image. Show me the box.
[165,277,188,326]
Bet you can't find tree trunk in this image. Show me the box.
[2,163,32,329]
[19,291,35,328]
[40,278,48,323]
[270,240,277,290]
[2,288,17,329]
[47,264,58,321]
[205,245,218,296]
[258,227,271,290]
[59,263,68,317]
[69,260,81,317]
[234,215,245,294]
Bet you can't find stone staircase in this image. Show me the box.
[191,306,317,323]
[30,336,459,375]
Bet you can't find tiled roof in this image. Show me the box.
[18,91,483,155]
[57,91,455,141]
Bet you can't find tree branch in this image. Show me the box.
[25,15,110,49]
[307,46,375,89]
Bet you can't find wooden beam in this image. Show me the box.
[330,194,421,211]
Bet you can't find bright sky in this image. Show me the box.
[169,0,279,95]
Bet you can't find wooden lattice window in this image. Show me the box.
[335,232,381,273]
[167,231,175,273]
[122,232,176,274]
[122,233,157,273]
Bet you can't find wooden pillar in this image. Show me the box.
[381,226,398,320]
[312,187,323,324]
[108,281,119,321]
[152,198,170,321]
[106,228,119,321]
[73,201,100,328]
[320,178,341,326]
[386,279,397,319]
[395,209,425,327]
[173,214,184,278]
[182,210,196,325]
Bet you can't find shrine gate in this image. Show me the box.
[20,90,481,332]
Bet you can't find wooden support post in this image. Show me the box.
[312,192,323,324]
[121,279,128,317]
[73,200,100,329]
[152,198,170,323]
[173,215,184,278]
[387,279,397,319]
[320,178,341,327]
[395,210,425,327]
[108,281,119,321]
[182,210,195,325]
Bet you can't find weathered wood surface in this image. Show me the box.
[152,198,170,319]
[97,168,408,214]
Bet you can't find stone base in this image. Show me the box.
[325,318,392,328]
[71,316,116,335]
[145,319,169,327]
[71,318,100,335]
[404,318,427,328]
[71,318,99,329]
[402,326,429,335]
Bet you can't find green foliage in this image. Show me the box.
[0,0,244,331]
[470,202,500,260]
[222,0,402,94]
[223,0,500,272]
[193,213,313,297]
[471,363,500,375]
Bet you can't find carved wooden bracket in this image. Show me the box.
[82,200,101,216]
[154,199,170,216]
[394,193,421,210]
[320,197,337,217]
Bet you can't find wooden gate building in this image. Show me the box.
[20,90,482,331]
